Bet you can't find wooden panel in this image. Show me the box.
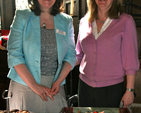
[79,0,87,19]
[0,0,15,30]
[123,0,141,27]
[0,79,10,110]
[0,50,10,110]
[0,50,9,72]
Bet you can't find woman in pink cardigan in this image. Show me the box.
[75,0,140,108]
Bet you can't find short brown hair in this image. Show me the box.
[87,0,123,23]
[28,0,64,16]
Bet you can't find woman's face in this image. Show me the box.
[95,0,113,12]
[38,0,56,10]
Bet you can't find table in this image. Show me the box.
[60,107,130,113]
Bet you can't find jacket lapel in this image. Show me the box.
[54,14,66,64]
[30,14,41,59]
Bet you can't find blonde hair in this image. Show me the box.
[87,0,123,23]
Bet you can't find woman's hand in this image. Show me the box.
[30,83,54,101]
[14,64,54,101]
[50,62,72,95]
[50,81,61,95]
[121,90,134,108]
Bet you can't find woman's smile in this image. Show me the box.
[38,0,56,9]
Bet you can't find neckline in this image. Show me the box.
[91,19,116,40]
[97,18,106,24]
[40,27,54,30]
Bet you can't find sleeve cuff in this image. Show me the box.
[125,70,137,75]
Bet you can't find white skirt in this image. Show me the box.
[8,76,67,113]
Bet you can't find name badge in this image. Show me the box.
[56,29,66,36]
